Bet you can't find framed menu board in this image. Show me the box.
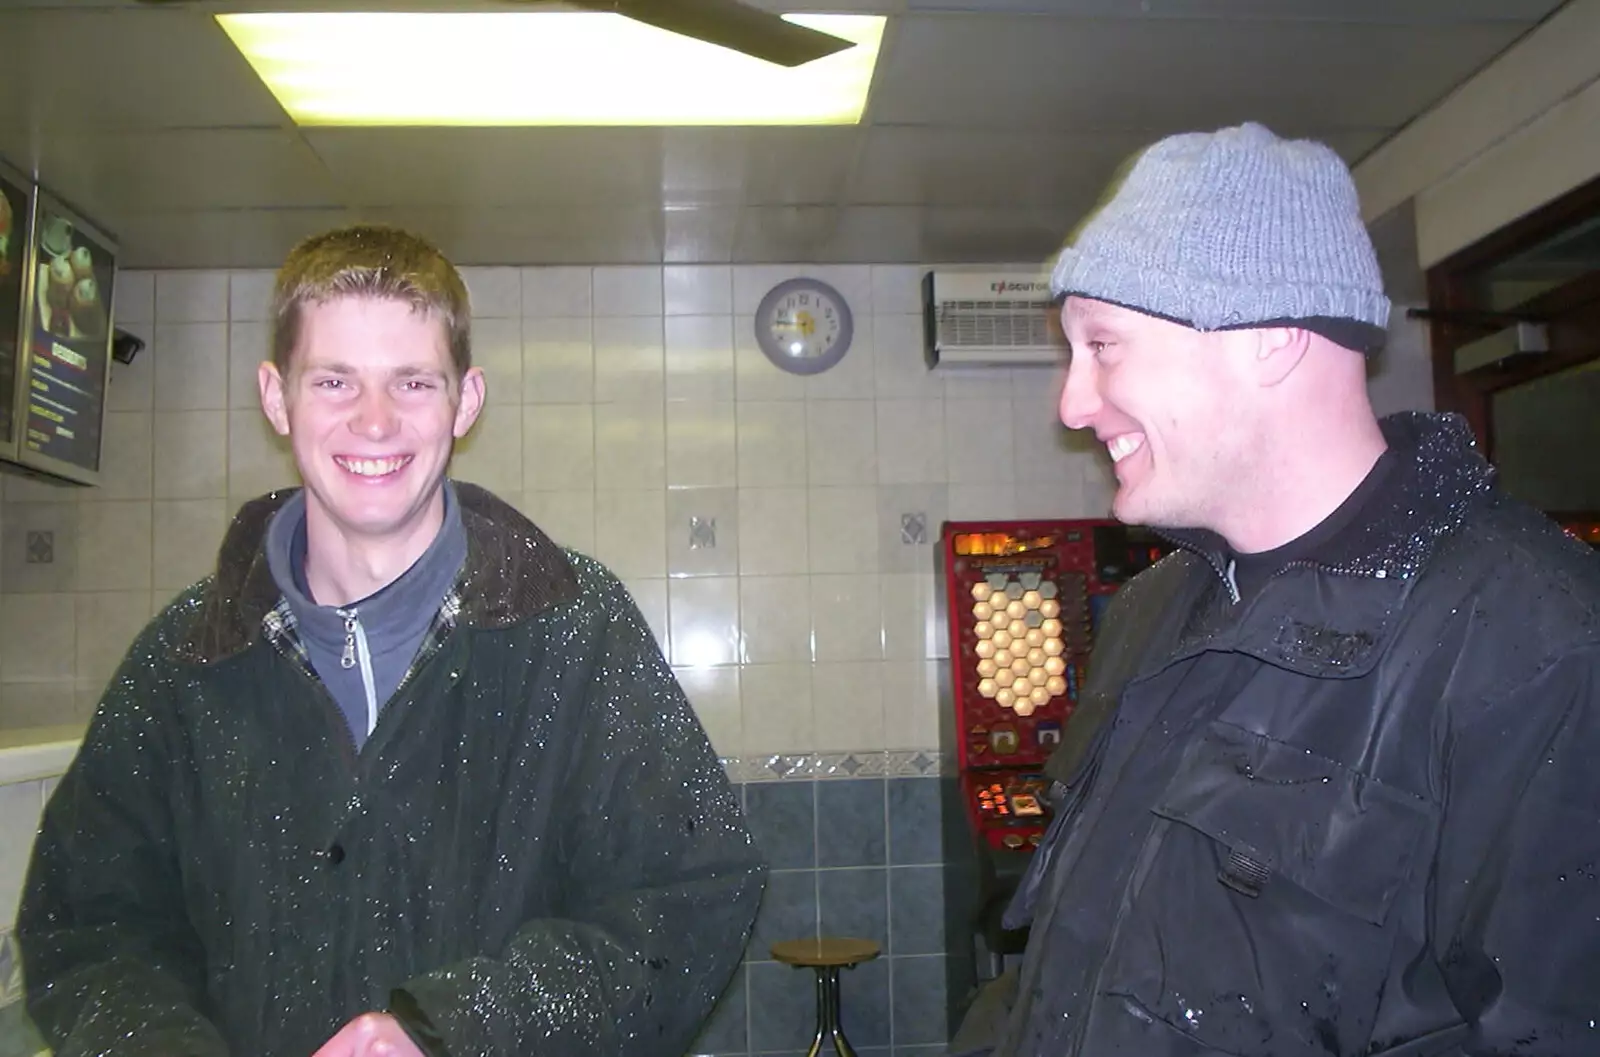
[10,186,116,485]
[0,156,32,458]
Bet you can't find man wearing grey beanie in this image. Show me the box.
[965,123,1600,1057]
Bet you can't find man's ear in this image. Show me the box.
[1252,326,1312,388]
[259,361,291,436]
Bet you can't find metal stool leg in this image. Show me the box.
[802,965,858,1057]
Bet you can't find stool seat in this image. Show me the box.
[770,937,881,969]
[771,937,881,1057]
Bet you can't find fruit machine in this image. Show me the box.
[1556,513,1600,551]
[937,518,1173,978]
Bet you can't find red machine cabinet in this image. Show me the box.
[938,518,1172,856]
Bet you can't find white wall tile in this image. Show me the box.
[807,400,877,486]
[871,265,924,316]
[736,488,808,576]
[226,410,295,500]
[0,593,76,684]
[881,660,942,751]
[736,402,808,488]
[807,487,879,575]
[155,271,229,323]
[812,661,884,753]
[873,313,943,400]
[74,591,153,690]
[228,269,276,322]
[76,501,152,592]
[228,321,271,409]
[105,342,155,413]
[594,402,665,490]
[666,401,737,489]
[593,490,667,579]
[811,573,882,663]
[664,265,732,316]
[593,316,665,403]
[451,402,522,498]
[739,662,812,755]
[97,411,153,501]
[667,576,739,668]
[944,397,1015,484]
[737,574,812,665]
[517,490,594,554]
[154,411,228,499]
[876,399,946,485]
[472,317,524,404]
[152,499,228,593]
[521,266,591,317]
[523,405,595,492]
[523,317,593,404]
[460,266,522,318]
[733,332,806,401]
[593,266,663,317]
[153,322,229,411]
[664,315,735,402]
[674,664,740,757]
[114,270,155,325]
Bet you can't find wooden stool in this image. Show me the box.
[770,937,882,1057]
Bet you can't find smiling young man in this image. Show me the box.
[965,124,1600,1057]
[16,225,765,1057]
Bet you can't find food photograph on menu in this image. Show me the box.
[0,164,29,448]
[24,193,114,478]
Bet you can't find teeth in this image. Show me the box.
[1107,434,1144,463]
[338,456,409,477]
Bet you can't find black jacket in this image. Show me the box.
[17,483,765,1057]
[996,412,1600,1057]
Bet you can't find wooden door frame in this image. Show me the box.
[1422,172,1600,460]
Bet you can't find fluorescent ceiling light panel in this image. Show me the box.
[216,12,885,126]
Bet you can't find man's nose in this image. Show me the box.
[1058,356,1101,430]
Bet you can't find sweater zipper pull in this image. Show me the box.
[338,609,358,670]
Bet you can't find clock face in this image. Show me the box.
[754,278,853,376]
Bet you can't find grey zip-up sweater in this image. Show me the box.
[264,481,468,749]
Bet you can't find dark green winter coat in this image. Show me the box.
[16,483,766,1057]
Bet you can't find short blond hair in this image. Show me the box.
[270,224,471,378]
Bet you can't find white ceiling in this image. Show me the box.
[0,0,1571,272]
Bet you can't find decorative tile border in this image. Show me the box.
[722,750,954,784]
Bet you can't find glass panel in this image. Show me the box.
[1473,215,1600,312]
[1491,360,1600,511]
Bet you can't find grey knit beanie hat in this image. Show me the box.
[1050,122,1391,354]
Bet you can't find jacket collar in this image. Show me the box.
[1158,411,1496,586]
[171,481,581,666]
[1150,412,1498,679]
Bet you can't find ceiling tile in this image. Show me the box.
[904,0,1560,21]
[661,128,864,206]
[356,206,664,266]
[304,128,667,208]
[870,14,1529,130]
[916,206,1078,265]
[0,8,288,132]
[32,131,339,229]
[112,209,357,270]
[665,206,738,263]
[851,127,1149,206]
[732,206,844,262]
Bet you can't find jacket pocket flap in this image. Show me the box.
[1153,720,1433,926]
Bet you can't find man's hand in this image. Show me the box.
[311,1013,425,1057]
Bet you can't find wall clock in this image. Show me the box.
[754,277,854,376]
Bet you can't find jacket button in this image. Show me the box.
[326,843,346,865]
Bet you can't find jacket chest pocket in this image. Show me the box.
[1099,720,1435,1057]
